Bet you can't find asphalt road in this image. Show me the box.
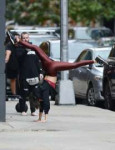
[0,101,115,150]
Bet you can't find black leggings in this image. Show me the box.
[19,80,41,113]
[39,80,55,114]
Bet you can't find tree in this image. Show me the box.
[69,0,115,26]
[6,0,60,26]
[6,0,115,26]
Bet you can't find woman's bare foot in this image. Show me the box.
[34,113,47,122]
[34,119,47,123]
[41,120,47,123]
[34,119,41,122]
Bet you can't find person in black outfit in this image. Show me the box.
[17,32,44,116]
[5,32,20,96]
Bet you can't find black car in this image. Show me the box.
[96,45,115,110]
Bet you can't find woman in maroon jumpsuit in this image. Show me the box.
[16,39,95,122]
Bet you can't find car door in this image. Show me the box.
[73,50,92,97]
[72,51,87,96]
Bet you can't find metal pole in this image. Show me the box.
[60,0,68,80]
[55,0,75,105]
[0,0,6,122]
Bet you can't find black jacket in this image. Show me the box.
[6,42,19,71]
[20,50,43,79]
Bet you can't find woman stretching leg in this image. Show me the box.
[17,40,95,122]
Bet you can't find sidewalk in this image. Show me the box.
[1,101,115,150]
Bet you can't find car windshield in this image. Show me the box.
[90,29,113,40]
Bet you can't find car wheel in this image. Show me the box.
[104,82,115,111]
[87,85,96,106]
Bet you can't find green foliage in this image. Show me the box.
[6,0,59,25]
[69,0,115,25]
[6,0,115,26]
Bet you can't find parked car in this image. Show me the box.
[55,26,114,41]
[73,26,113,40]
[96,45,115,110]
[69,47,111,106]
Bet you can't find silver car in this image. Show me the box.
[69,47,111,106]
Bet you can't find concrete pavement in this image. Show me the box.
[0,101,115,150]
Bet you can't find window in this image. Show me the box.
[76,51,87,62]
[76,50,92,62]
[84,51,92,60]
